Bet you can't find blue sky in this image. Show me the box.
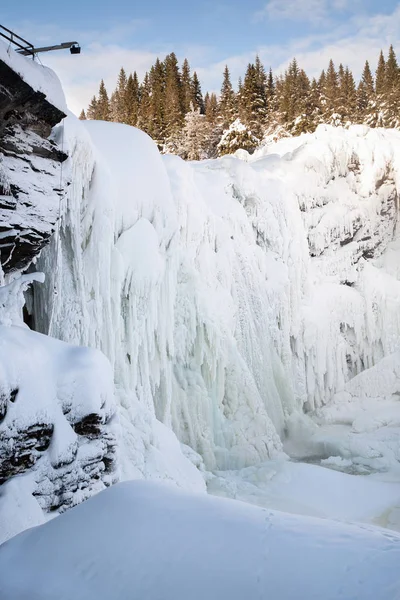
[2,0,400,115]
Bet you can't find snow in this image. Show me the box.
[2,50,400,560]
[1,481,400,600]
[208,459,400,527]
[0,273,44,326]
[0,275,118,543]
[0,39,67,113]
[297,351,400,476]
[0,476,45,545]
[0,324,115,431]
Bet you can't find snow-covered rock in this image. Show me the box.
[0,44,122,543]
[0,276,118,544]
[0,41,68,274]
[1,480,400,600]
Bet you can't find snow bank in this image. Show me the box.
[209,459,400,527]
[1,480,400,600]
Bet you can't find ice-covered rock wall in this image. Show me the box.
[0,44,119,543]
[0,43,68,274]
[33,117,400,474]
[265,129,400,410]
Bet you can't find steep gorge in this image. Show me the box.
[0,45,400,540]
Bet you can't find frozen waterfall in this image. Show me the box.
[32,117,400,479]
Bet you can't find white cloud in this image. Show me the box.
[41,44,161,115]
[214,4,400,90]
[255,0,356,25]
[11,4,400,115]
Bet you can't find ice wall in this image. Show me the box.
[33,118,400,474]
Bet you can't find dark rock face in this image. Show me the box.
[0,422,54,485]
[0,370,117,512]
[0,58,67,273]
[36,430,118,513]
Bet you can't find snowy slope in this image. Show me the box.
[1,480,400,600]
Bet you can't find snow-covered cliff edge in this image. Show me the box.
[0,43,68,275]
[0,45,119,543]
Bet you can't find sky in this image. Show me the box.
[2,0,400,115]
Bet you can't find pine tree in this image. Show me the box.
[79,109,87,120]
[375,51,386,96]
[96,80,111,121]
[373,50,387,126]
[125,72,140,127]
[267,68,275,104]
[137,72,152,134]
[385,45,399,92]
[240,64,257,128]
[338,63,345,89]
[294,69,314,133]
[84,47,400,159]
[204,92,221,158]
[357,61,374,122]
[109,90,118,122]
[179,108,209,160]
[383,45,400,126]
[205,93,218,122]
[255,55,267,90]
[204,92,210,114]
[278,59,302,124]
[191,72,204,114]
[218,119,259,156]
[219,66,237,129]
[318,69,326,90]
[265,67,277,129]
[336,66,357,124]
[87,95,98,120]
[239,58,267,136]
[181,58,192,114]
[164,53,184,150]
[149,59,166,146]
[309,78,322,126]
[323,60,339,123]
[110,67,128,123]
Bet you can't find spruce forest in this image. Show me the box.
[81,46,400,159]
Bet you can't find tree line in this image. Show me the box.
[80,46,400,159]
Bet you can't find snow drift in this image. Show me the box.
[1,480,400,600]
